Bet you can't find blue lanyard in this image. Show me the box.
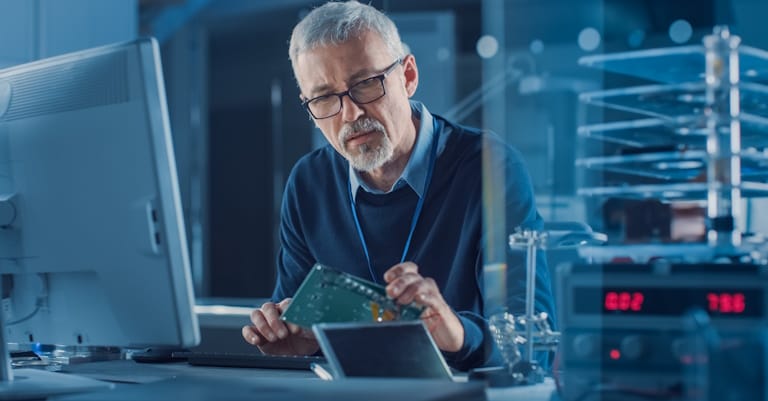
[348,119,440,283]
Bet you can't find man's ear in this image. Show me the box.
[402,54,419,98]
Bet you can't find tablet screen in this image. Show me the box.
[314,321,452,379]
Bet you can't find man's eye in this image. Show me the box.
[311,95,336,104]
[355,77,379,88]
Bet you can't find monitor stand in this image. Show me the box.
[0,309,113,400]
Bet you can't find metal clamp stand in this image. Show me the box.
[508,229,546,372]
[475,226,606,386]
[487,310,558,385]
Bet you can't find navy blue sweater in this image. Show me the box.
[273,115,555,371]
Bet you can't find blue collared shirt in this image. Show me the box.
[350,100,444,201]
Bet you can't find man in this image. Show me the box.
[242,0,554,371]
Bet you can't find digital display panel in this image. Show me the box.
[572,287,764,317]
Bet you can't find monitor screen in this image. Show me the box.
[0,38,199,350]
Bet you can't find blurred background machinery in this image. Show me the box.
[557,26,768,401]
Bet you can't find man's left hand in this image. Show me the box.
[384,262,464,352]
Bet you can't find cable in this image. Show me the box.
[6,304,40,326]
[3,273,48,326]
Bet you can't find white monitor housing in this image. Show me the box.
[0,38,199,398]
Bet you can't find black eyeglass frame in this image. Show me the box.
[300,58,403,119]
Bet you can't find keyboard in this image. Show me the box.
[174,351,325,370]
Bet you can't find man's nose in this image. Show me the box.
[340,94,364,123]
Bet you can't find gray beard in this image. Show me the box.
[338,117,393,172]
[347,137,394,172]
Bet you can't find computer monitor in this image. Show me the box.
[0,38,199,397]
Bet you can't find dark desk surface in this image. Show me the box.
[45,360,556,401]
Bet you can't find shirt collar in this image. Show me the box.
[350,100,436,202]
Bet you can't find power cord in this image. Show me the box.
[1,273,48,326]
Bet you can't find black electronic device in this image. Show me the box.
[557,263,767,401]
[313,321,453,380]
[132,348,190,363]
[174,351,325,371]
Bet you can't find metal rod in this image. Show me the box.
[482,135,508,316]
[704,25,742,249]
[524,233,536,363]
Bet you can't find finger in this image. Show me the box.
[250,302,276,325]
[297,326,317,340]
[261,304,289,340]
[411,280,449,310]
[285,321,303,335]
[276,297,293,312]
[386,271,422,298]
[274,298,303,335]
[383,261,419,283]
[393,277,429,304]
[242,325,268,346]
[399,277,441,305]
[250,308,279,342]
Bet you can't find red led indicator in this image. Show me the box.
[609,349,621,360]
[707,292,746,314]
[604,292,644,312]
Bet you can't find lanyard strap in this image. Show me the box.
[348,119,440,283]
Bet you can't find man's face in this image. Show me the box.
[294,30,418,172]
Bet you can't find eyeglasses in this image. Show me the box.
[301,58,403,119]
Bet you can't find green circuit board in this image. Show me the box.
[280,264,424,328]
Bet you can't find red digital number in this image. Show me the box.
[707,293,719,311]
[707,292,746,314]
[605,291,644,312]
[721,293,733,313]
[734,293,745,313]
[618,292,631,310]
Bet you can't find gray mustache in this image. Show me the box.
[340,118,385,141]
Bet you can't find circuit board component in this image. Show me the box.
[281,264,424,327]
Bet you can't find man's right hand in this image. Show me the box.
[241,297,319,356]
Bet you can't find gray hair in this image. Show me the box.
[289,1,406,71]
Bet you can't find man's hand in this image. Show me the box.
[241,297,319,356]
[384,262,464,352]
